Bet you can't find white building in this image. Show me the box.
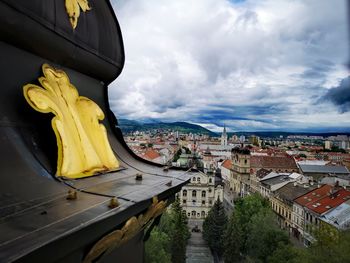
[179,171,224,219]
[221,126,228,147]
[325,140,332,150]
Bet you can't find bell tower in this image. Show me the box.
[221,125,228,147]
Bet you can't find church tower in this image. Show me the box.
[221,125,228,147]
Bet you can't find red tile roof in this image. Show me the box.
[305,188,350,215]
[142,149,161,160]
[251,155,297,169]
[294,185,333,206]
[221,159,232,170]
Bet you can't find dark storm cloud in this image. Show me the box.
[321,76,350,112]
[110,0,350,131]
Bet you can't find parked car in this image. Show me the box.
[191,225,201,232]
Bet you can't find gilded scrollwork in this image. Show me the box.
[23,64,119,179]
[65,0,91,29]
[83,197,167,263]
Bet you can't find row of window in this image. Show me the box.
[191,177,213,183]
[182,199,213,205]
[272,202,292,220]
[183,190,210,197]
[182,210,207,218]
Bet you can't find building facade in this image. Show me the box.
[179,171,224,219]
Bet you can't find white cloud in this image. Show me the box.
[110,0,349,131]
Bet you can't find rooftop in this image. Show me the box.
[251,155,297,169]
[295,185,333,207]
[275,182,317,203]
[256,168,271,179]
[260,174,291,187]
[305,188,350,215]
[321,200,350,230]
[221,159,232,170]
[298,164,349,175]
[142,149,161,160]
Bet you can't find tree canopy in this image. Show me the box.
[203,199,228,256]
[224,193,289,263]
[224,193,350,263]
[145,197,190,263]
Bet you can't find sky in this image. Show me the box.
[109,0,350,133]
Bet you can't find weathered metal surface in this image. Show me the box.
[65,0,91,29]
[83,197,167,263]
[0,1,191,262]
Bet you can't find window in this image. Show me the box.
[208,188,212,193]
[183,190,187,197]
[183,200,186,204]
[201,211,206,217]
[197,177,200,182]
[202,200,205,205]
[202,191,206,198]
[188,213,190,217]
[209,178,212,183]
[191,211,196,216]
[209,200,212,205]
[192,177,196,182]
[192,190,197,197]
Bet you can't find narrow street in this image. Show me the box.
[186,219,214,263]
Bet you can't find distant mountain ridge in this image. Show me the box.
[117,119,218,137]
[227,131,350,138]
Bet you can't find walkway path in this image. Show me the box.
[186,219,214,263]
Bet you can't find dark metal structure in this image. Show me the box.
[0,1,190,262]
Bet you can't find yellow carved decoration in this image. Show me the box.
[23,64,119,179]
[83,197,167,263]
[65,0,91,29]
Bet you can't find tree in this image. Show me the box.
[268,244,307,263]
[145,198,189,263]
[305,226,350,263]
[173,148,182,162]
[145,228,171,263]
[246,210,289,262]
[224,193,288,262]
[168,197,190,263]
[203,199,228,256]
[183,146,191,154]
[223,213,243,263]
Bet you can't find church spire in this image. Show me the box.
[221,124,228,147]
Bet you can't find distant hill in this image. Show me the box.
[117,119,218,137]
[227,131,350,138]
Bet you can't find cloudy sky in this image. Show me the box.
[109,0,349,132]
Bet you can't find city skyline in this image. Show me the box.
[110,0,350,133]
